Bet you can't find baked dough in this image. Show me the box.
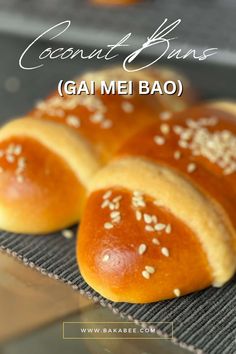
[77,101,236,302]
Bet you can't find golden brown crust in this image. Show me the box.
[117,103,236,236]
[78,188,212,303]
[77,101,236,302]
[0,136,85,233]
[0,118,101,187]
[87,157,236,287]
[31,67,196,162]
[0,66,195,234]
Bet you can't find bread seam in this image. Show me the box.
[0,117,101,187]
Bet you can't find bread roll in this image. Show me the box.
[0,67,195,233]
[77,101,236,303]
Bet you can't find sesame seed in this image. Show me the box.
[14,145,22,155]
[161,247,170,257]
[174,150,181,160]
[133,199,146,208]
[103,190,112,199]
[187,163,197,173]
[0,167,4,173]
[145,225,154,232]
[145,265,155,274]
[0,150,4,158]
[101,199,110,209]
[18,157,26,168]
[112,203,120,210]
[102,254,110,262]
[142,270,150,279]
[62,229,74,239]
[135,210,142,221]
[66,115,80,128]
[154,223,166,231]
[154,135,165,145]
[152,238,160,245]
[138,244,147,255]
[110,211,120,219]
[173,288,181,297]
[165,224,172,234]
[178,140,189,148]
[173,125,184,134]
[108,203,116,210]
[121,101,134,113]
[101,120,113,129]
[6,154,15,163]
[7,144,15,155]
[90,112,104,123]
[104,222,114,230]
[112,216,121,223]
[160,123,170,135]
[144,213,152,224]
[152,215,158,224]
[160,111,172,121]
[16,175,24,183]
[112,196,122,203]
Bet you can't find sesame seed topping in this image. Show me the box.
[173,288,181,297]
[101,199,110,209]
[112,216,121,223]
[152,238,160,245]
[142,270,150,279]
[138,243,147,255]
[173,125,184,134]
[14,145,22,155]
[66,115,80,128]
[161,247,170,257]
[103,190,112,199]
[178,140,189,148]
[152,215,158,224]
[174,150,181,160]
[108,203,116,210]
[173,117,236,175]
[121,101,134,113]
[0,167,4,173]
[102,254,110,262]
[154,135,165,145]
[135,210,142,221]
[160,111,172,121]
[110,211,120,219]
[6,154,15,163]
[165,224,172,234]
[90,112,104,123]
[187,162,197,173]
[144,213,152,224]
[104,222,114,230]
[112,196,122,203]
[16,175,24,183]
[62,229,74,239]
[133,190,143,197]
[101,119,113,129]
[0,150,4,158]
[145,265,155,274]
[160,123,170,135]
[154,223,166,231]
[18,156,26,167]
[145,225,154,232]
